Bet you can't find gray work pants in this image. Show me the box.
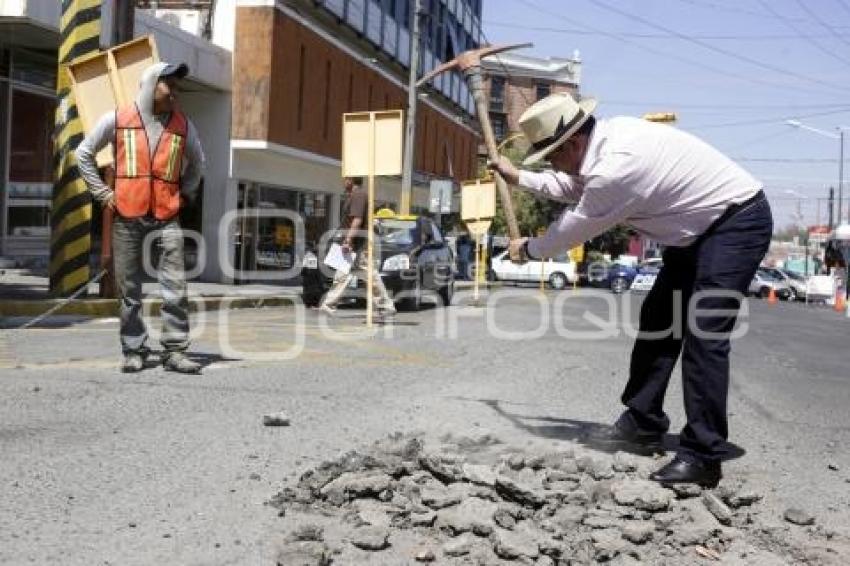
[112,216,190,354]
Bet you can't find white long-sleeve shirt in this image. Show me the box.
[520,117,763,259]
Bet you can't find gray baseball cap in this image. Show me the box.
[160,62,189,79]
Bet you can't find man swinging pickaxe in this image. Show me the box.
[417,43,532,261]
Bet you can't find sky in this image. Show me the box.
[482,0,850,230]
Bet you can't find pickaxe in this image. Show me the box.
[417,43,532,250]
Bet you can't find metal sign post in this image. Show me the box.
[342,110,404,327]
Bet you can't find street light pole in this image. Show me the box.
[838,128,850,226]
[785,120,850,226]
[400,0,423,216]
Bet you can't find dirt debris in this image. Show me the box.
[270,432,848,565]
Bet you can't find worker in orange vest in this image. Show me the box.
[76,61,205,374]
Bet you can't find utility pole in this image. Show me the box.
[838,128,850,226]
[829,186,835,230]
[400,0,423,216]
[98,0,135,298]
[113,0,135,44]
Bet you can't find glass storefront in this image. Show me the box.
[235,183,332,281]
[6,88,55,237]
[1,46,57,259]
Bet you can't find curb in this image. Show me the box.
[0,295,298,319]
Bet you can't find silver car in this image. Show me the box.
[761,267,807,301]
[748,268,792,300]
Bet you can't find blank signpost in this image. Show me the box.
[342,110,403,327]
[461,179,496,303]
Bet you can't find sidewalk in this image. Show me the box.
[0,269,299,319]
[0,269,490,320]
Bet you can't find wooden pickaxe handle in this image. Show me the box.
[417,44,532,244]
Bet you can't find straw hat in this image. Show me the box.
[519,92,597,166]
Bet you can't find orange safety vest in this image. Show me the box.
[114,104,188,220]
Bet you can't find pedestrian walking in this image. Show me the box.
[319,177,396,316]
[490,93,773,487]
[76,61,205,374]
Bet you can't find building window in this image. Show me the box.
[400,0,410,29]
[489,76,505,112]
[297,45,306,131]
[6,89,55,237]
[536,82,551,101]
[490,113,507,142]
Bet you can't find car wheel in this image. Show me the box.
[549,272,568,290]
[401,274,423,312]
[610,276,628,294]
[759,286,770,298]
[439,280,454,307]
[786,288,797,301]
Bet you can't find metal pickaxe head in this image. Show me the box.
[416,43,533,88]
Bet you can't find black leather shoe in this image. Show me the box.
[650,457,721,488]
[604,413,665,452]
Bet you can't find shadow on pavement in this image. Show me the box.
[0,315,101,330]
[470,397,746,462]
[142,350,241,369]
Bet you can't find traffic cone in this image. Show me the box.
[834,289,846,313]
[767,287,778,305]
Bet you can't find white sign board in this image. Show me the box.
[461,179,496,221]
[341,110,404,177]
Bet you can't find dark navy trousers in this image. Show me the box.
[623,192,773,462]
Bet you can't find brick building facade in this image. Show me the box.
[482,52,582,142]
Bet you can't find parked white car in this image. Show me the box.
[491,251,578,289]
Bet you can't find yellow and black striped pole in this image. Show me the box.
[50,0,102,296]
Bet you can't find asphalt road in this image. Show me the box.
[1,289,848,564]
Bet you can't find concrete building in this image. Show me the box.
[1,0,482,284]
[0,1,231,281]
[482,51,581,142]
[212,0,482,283]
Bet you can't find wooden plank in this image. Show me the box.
[110,35,158,106]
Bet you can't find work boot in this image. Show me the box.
[163,352,202,374]
[121,352,145,373]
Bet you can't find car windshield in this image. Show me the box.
[377,219,417,245]
[757,270,777,281]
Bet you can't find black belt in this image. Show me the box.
[687,189,766,249]
[704,189,765,235]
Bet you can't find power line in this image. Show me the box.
[724,127,797,153]
[484,20,848,41]
[601,100,850,111]
[756,0,850,69]
[459,0,534,108]
[793,0,850,51]
[683,106,850,130]
[732,157,843,163]
[513,0,850,99]
[589,0,850,94]
[674,0,809,23]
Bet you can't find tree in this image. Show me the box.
[480,138,636,257]
[482,139,559,236]
[586,224,635,258]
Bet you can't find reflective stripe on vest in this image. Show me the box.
[114,104,188,220]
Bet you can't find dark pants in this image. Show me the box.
[623,192,773,462]
[112,216,190,355]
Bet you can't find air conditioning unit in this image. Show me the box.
[154,8,203,36]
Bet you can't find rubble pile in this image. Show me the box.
[269,433,845,565]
